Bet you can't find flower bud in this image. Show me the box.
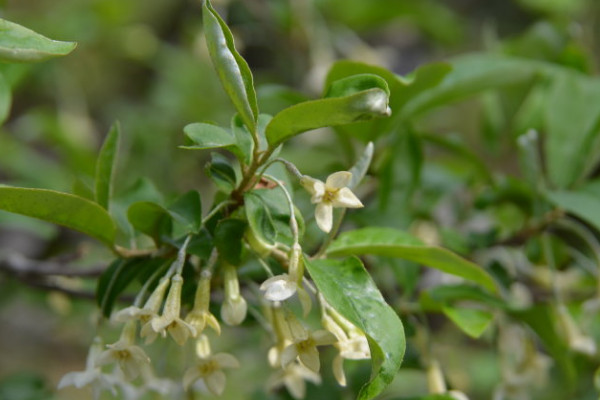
[221,263,247,326]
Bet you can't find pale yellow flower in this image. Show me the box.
[145,274,196,345]
[300,171,363,233]
[183,336,240,396]
[281,329,337,373]
[96,322,151,381]
[113,276,170,325]
[185,271,221,336]
[266,363,321,399]
[220,263,247,326]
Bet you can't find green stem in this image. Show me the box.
[313,208,346,259]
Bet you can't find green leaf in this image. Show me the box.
[0,186,115,245]
[401,54,540,119]
[182,122,236,149]
[244,191,277,245]
[127,201,172,244]
[266,75,391,148]
[0,18,77,62]
[230,114,254,165]
[168,190,202,233]
[546,181,600,232]
[96,257,166,318]
[205,153,238,193]
[94,122,120,210]
[203,0,258,132]
[442,306,493,338]
[327,227,497,293]
[304,256,405,400]
[421,284,505,309]
[544,73,600,188]
[0,73,11,126]
[348,142,374,189]
[214,218,247,265]
[324,73,390,98]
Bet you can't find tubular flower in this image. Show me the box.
[220,263,248,326]
[183,335,240,396]
[96,322,151,381]
[185,271,221,336]
[144,274,196,345]
[300,171,363,233]
[112,276,171,325]
[260,244,305,303]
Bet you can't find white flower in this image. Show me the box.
[220,263,248,326]
[281,330,337,373]
[96,323,151,381]
[58,337,117,399]
[183,336,240,396]
[266,363,321,399]
[261,274,297,301]
[300,171,363,233]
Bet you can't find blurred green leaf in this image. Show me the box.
[231,114,254,165]
[547,180,600,232]
[203,0,258,132]
[327,227,497,292]
[544,73,600,188]
[168,190,202,233]
[94,122,120,210]
[214,218,246,265]
[0,186,115,246]
[348,142,374,189]
[442,306,493,338]
[0,73,10,125]
[0,18,76,62]
[266,75,391,148]
[127,201,172,244]
[402,55,541,118]
[304,256,405,400]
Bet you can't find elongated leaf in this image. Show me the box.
[544,73,600,188]
[168,190,202,233]
[0,18,76,62]
[304,256,405,400]
[327,227,497,292]
[182,122,236,149]
[203,0,258,132]
[348,142,374,189]
[244,191,277,245]
[401,54,541,119]
[96,257,166,318]
[0,73,11,125]
[94,122,120,210]
[0,186,115,245]
[266,76,391,148]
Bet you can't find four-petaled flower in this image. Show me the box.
[281,330,337,373]
[183,353,240,395]
[96,323,151,381]
[300,171,363,233]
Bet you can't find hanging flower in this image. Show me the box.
[96,322,151,381]
[266,363,321,399]
[112,276,171,325]
[300,171,363,233]
[220,263,248,326]
[185,271,221,335]
[281,329,337,373]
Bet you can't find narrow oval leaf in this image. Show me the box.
[95,122,120,210]
[244,191,277,245]
[0,18,77,62]
[0,186,115,245]
[183,122,236,149]
[304,256,405,400]
[324,73,390,98]
[266,86,391,148]
[214,218,247,265]
[0,73,11,125]
[203,0,258,132]
[327,227,498,293]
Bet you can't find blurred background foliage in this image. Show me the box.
[1,0,600,399]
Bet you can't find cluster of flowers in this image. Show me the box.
[59,171,369,399]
